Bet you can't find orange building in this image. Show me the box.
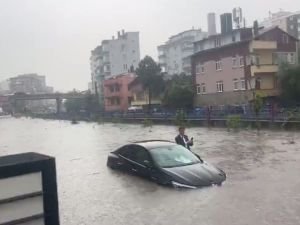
[103,73,136,112]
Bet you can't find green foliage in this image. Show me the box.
[64,91,99,114]
[163,74,194,109]
[175,109,187,127]
[226,115,241,131]
[253,93,263,116]
[143,118,153,127]
[111,117,122,123]
[253,20,259,36]
[135,56,165,112]
[64,99,84,113]
[253,92,263,130]
[279,65,300,104]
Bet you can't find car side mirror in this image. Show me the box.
[143,160,152,168]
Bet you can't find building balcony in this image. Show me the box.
[251,64,278,76]
[158,54,166,59]
[182,45,194,51]
[249,41,277,52]
[255,89,281,98]
[131,99,161,106]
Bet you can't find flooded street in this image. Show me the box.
[1,117,300,225]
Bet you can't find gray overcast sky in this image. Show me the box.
[0,0,298,91]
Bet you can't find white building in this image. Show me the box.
[0,79,10,95]
[158,29,207,76]
[90,30,140,106]
[260,11,300,40]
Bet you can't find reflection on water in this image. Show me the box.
[1,117,300,225]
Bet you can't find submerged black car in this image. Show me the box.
[107,141,226,188]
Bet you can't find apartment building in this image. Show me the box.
[103,73,136,112]
[90,30,140,106]
[9,74,53,94]
[128,78,162,109]
[158,29,207,76]
[192,27,298,106]
[260,11,300,40]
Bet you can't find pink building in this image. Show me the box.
[103,73,136,112]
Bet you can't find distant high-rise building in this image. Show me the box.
[9,74,52,94]
[0,79,10,95]
[220,13,233,34]
[260,10,300,39]
[207,13,217,36]
[233,7,243,29]
[90,30,140,107]
[157,29,207,76]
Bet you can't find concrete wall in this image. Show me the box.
[0,153,60,225]
[195,90,252,106]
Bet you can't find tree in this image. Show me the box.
[135,56,165,113]
[64,98,85,114]
[64,91,99,115]
[163,74,194,109]
[279,65,300,105]
[253,20,259,37]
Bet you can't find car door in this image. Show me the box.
[118,145,152,177]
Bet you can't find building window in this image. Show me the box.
[116,98,120,105]
[123,64,128,70]
[288,53,296,64]
[121,44,126,51]
[290,16,294,21]
[196,63,205,74]
[217,81,224,93]
[255,78,261,90]
[272,53,278,64]
[239,56,244,67]
[201,83,206,94]
[232,57,238,67]
[282,34,289,44]
[233,79,239,91]
[109,86,114,93]
[232,35,236,42]
[240,79,246,90]
[214,38,221,47]
[298,18,300,23]
[115,84,120,92]
[216,61,222,71]
[251,55,260,65]
[196,84,201,94]
[290,25,294,30]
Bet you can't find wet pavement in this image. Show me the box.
[0,117,300,225]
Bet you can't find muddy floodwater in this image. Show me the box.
[0,117,300,225]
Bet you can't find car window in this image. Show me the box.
[118,146,134,159]
[132,146,151,166]
[150,145,200,168]
[118,145,150,166]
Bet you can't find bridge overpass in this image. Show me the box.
[8,93,86,114]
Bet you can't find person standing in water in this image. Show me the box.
[175,126,193,150]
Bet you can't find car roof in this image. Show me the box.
[132,140,177,150]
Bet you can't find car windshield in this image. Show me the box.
[150,145,201,168]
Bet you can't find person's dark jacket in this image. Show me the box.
[175,134,193,150]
